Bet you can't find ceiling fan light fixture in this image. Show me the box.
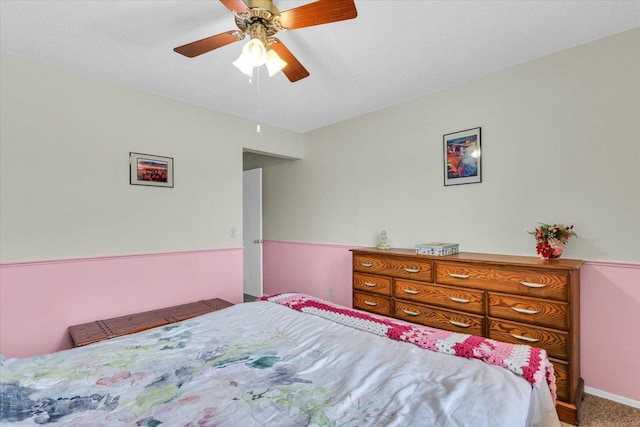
[232,48,254,76]
[244,23,268,67]
[245,38,267,66]
[232,22,269,76]
[266,49,287,77]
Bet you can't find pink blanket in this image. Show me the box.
[261,293,556,401]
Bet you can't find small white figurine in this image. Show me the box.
[377,230,391,250]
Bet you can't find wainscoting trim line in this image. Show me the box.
[0,247,243,268]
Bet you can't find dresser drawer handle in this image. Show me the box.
[449,320,470,328]
[448,273,470,279]
[402,309,420,316]
[512,307,539,315]
[403,289,420,295]
[360,262,374,268]
[364,282,378,287]
[519,281,547,288]
[364,300,378,306]
[449,297,470,304]
[510,333,539,343]
[404,268,420,273]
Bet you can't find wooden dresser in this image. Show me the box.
[351,248,583,425]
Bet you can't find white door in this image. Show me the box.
[243,168,263,297]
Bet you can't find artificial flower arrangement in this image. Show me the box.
[529,223,577,259]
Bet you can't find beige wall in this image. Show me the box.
[263,28,640,262]
[2,28,639,263]
[0,53,304,262]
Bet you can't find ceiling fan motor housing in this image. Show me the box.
[235,0,283,37]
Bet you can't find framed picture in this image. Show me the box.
[130,152,174,188]
[443,127,481,186]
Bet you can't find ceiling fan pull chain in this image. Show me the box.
[256,67,261,133]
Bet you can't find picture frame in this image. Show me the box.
[443,127,481,186]
[129,152,174,188]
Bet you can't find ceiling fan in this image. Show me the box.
[173,0,358,82]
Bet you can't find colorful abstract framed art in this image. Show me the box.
[443,127,482,186]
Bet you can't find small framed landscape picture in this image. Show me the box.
[443,127,482,186]
[130,152,174,188]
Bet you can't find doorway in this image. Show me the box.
[242,150,299,301]
[243,168,263,300]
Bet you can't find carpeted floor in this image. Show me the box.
[243,293,258,302]
[561,394,640,426]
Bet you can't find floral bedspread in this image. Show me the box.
[1,296,558,426]
[261,293,556,399]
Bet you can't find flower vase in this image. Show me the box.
[530,223,575,260]
[541,241,564,260]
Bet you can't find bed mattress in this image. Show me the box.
[1,296,559,426]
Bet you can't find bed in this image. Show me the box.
[1,293,560,426]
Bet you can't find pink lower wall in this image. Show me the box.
[263,240,355,307]
[3,241,638,404]
[263,240,640,403]
[580,261,640,402]
[0,248,243,358]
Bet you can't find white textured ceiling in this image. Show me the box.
[1,1,639,133]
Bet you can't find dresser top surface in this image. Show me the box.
[350,247,584,270]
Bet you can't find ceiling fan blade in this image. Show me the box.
[174,31,242,58]
[270,41,310,82]
[219,0,250,14]
[279,0,357,30]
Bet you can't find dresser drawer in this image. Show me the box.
[395,301,484,336]
[550,358,570,402]
[354,254,433,282]
[353,273,392,296]
[353,291,393,316]
[488,293,568,330]
[488,319,568,360]
[436,262,568,301]
[395,279,485,315]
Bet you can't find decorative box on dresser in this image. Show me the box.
[351,248,584,425]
